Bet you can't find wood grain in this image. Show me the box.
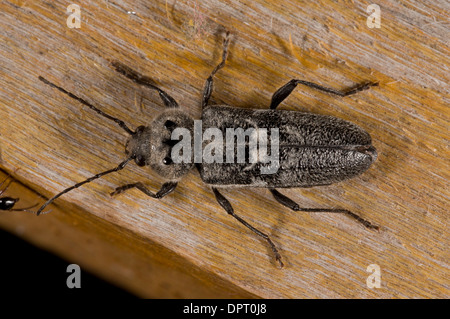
[0,0,448,298]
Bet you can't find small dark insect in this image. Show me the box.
[37,32,379,267]
[0,174,37,213]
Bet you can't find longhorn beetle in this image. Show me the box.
[37,32,379,267]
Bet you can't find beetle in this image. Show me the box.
[36,32,378,267]
[0,174,37,213]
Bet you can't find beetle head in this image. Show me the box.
[126,109,194,180]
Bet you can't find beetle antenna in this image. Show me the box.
[38,76,134,135]
[36,157,133,215]
[9,203,39,214]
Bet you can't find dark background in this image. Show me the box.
[0,229,135,297]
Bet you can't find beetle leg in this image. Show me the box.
[269,188,379,230]
[269,79,378,109]
[111,181,177,199]
[212,187,284,268]
[111,61,179,108]
[201,31,231,109]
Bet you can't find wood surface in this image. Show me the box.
[0,0,448,298]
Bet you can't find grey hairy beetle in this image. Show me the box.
[37,33,378,267]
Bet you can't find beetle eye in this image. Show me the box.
[134,125,145,134]
[163,157,173,165]
[164,120,176,130]
[135,156,146,167]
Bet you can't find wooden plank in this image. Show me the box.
[0,169,258,298]
[0,0,448,298]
